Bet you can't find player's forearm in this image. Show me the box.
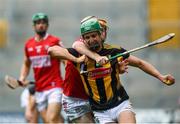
[128,55,163,81]
[138,60,163,80]
[48,46,79,63]
[19,61,31,82]
[28,95,36,110]
[136,61,175,86]
[73,41,100,60]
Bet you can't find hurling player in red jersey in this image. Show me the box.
[60,16,108,123]
[18,13,64,123]
[47,17,96,123]
[61,60,94,123]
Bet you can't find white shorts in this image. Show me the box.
[20,88,29,108]
[62,94,91,121]
[35,88,63,112]
[93,100,135,124]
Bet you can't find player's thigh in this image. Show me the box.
[118,110,136,123]
[46,102,62,123]
[46,88,63,122]
[39,109,48,123]
[47,102,61,116]
[62,95,92,122]
[75,112,94,123]
[35,91,48,122]
[35,91,47,112]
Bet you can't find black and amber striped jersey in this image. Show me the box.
[68,44,130,110]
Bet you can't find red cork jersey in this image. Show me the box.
[25,34,64,91]
[63,60,88,100]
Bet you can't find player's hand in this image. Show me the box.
[162,74,175,86]
[96,56,109,66]
[118,59,129,74]
[19,79,29,87]
[76,55,86,63]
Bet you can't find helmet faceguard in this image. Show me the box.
[32,13,49,24]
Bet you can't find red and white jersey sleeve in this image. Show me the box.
[25,34,64,92]
[72,37,84,48]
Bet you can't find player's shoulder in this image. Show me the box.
[74,37,83,42]
[104,43,123,49]
[25,37,35,46]
[48,34,61,41]
[47,34,63,46]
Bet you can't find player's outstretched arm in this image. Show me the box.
[127,55,175,85]
[48,45,85,63]
[73,41,108,65]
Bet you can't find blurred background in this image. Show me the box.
[0,0,179,123]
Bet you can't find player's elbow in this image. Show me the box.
[72,41,85,49]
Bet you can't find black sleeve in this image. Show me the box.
[119,47,130,59]
[67,48,79,57]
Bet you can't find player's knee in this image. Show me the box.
[25,114,35,123]
[25,116,31,123]
[47,113,61,123]
[118,110,136,123]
